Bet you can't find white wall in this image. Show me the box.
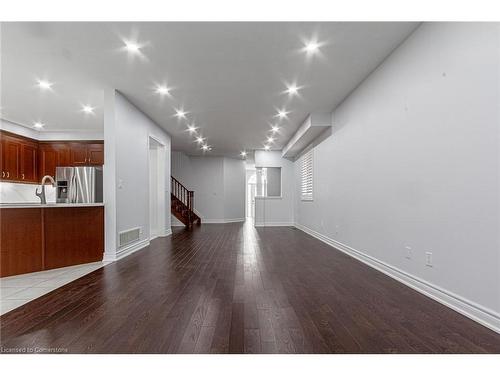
[223,157,246,221]
[171,151,245,223]
[104,90,171,260]
[293,23,500,329]
[254,150,294,226]
[171,150,192,188]
[190,156,225,222]
[1,118,103,140]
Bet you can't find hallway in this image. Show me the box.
[1,222,499,353]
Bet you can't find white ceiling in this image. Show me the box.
[1,22,419,157]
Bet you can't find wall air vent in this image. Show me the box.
[119,227,141,247]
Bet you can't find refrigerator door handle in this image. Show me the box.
[71,173,77,203]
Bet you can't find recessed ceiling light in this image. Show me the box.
[240,151,247,157]
[271,125,280,133]
[286,84,299,96]
[276,109,289,119]
[196,136,205,144]
[81,105,94,114]
[175,109,187,119]
[187,124,197,133]
[202,144,210,151]
[124,40,141,54]
[155,85,171,96]
[304,41,320,54]
[37,79,53,90]
[33,122,44,129]
[267,136,275,143]
[264,145,270,151]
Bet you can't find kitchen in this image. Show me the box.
[0,120,105,314]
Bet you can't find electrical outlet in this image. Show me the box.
[405,246,412,259]
[425,252,433,267]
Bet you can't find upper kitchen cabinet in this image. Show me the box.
[0,132,38,183]
[87,143,104,165]
[40,142,103,180]
[70,142,88,165]
[20,140,38,183]
[69,142,104,166]
[1,131,38,183]
[1,135,20,181]
[0,130,104,184]
[38,142,71,180]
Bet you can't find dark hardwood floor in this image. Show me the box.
[1,222,499,353]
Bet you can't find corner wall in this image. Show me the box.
[104,90,171,260]
[254,150,294,226]
[293,23,500,331]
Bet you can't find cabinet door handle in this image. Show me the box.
[6,172,9,178]
[2,171,4,178]
[22,173,25,180]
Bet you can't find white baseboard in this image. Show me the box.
[102,252,117,262]
[155,228,172,237]
[294,222,500,334]
[103,232,168,262]
[115,238,150,260]
[255,221,295,227]
[202,218,246,224]
[224,218,245,223]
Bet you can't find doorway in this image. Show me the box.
[149,136,166,239]
[246,169,256,220]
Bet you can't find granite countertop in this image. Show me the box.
[0,202,105,208]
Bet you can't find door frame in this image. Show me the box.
[148,135,167,239]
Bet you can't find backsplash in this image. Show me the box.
[0,182,56,203]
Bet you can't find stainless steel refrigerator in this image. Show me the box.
[55,167,103,203]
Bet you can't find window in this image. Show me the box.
[256,167,281,197]
[300,149,313,201]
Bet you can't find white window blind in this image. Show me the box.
[300,149,313,201]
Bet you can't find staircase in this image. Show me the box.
[171,176,201,228]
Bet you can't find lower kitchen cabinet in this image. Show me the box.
[0,208,43,276]
[44,207,104,269]
[0,206,104,277]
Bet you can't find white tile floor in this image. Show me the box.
[0,262,107,315]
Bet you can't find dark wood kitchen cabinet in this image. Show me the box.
[0,130,104,184]
[38,142,71,180]
[0,206,104,277]
[0,208,43,276]
[20,140,38,183]
[1,136,21,181]
[70,142,104,166]
[1,131,38,183]
[70,142,88,165]
[87,143,104,165]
